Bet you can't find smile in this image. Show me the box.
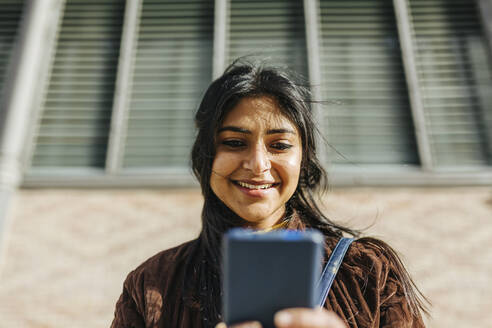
[232,180,279,190]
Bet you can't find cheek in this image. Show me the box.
[276,155,302,185]
[286,153,302,171]
[211,151,239,176]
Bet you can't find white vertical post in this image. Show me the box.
[213,0,229,79]
[0,0,65,255]
[478,0,492,57]
[393,0,433,170]
[303,0,327,164]
[20,0,66,172]
[477,0,492,157]
[106,0,143,173]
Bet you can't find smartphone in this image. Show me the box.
[222,228,324,328]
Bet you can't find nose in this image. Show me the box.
[243,144,271,174]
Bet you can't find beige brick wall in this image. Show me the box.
[0,187,491,327]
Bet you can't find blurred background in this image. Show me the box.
[0,0,491,327]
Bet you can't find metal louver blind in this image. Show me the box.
[409,0,492,167]
[31,0,125,168]
[228,0,308,76]
[0,0,24,100]
[122,0,214,168]
[320,0,418,165]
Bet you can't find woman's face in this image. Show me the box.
[210,95,302,229]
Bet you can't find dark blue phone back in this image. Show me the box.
[222,229,324,328]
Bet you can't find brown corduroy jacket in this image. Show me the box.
[111,221,425,327]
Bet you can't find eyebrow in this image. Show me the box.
[218,126,296,135]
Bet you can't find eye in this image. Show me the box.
[222,139,246,148]
[270,142,293,151]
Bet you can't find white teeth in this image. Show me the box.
[237,181,273,190]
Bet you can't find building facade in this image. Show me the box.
[0,0,492,223]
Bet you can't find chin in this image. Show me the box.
[240,205,272,219]
[237,205,283,227]
[237,211,266,223]
[241,215,269,225]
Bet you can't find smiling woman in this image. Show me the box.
[110,60,429,328]
[211,96,302,229]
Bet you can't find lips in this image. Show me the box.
[236,181,273,189]
[232,180,280,190]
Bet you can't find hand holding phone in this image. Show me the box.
[222,229,324,328]
[216,308,346,328]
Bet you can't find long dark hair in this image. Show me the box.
[188,60,428,326]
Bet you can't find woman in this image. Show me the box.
[111,61,428,328]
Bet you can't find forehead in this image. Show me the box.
[221,96,295,129]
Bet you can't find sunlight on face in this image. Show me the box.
[210,96,302,229]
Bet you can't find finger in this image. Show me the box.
[274,308,346,328]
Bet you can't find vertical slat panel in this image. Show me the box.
[122,0,214,168]
[213,0,228,79]
[105,0,142,173]
[228,0,308,76]
[409,0,492,166]
[320,0,418,165]
[31,0,125,168]
[0,0,24,100]
[393,0,434,170]
[304,0,328,164]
